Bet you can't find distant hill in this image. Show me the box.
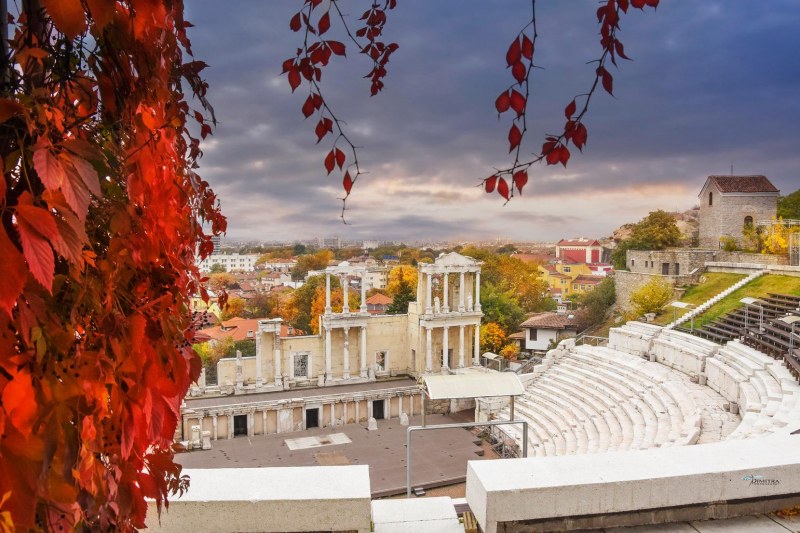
[610,207,698,245]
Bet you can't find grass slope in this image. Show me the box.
[653,272,746,325]
[693,274,800,328]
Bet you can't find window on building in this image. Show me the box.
[293,353,309,379]
[709,192,713,206]
[744,216,753,227]
[631,259,635,267]
[563,266,571,273]
[674,263,680,276]
[528,328,537,341]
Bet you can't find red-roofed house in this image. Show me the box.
[556,238,603,264]
[365,293,392,315]
[515,312,581,352]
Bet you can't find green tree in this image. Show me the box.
[778,189,800,219]
[480,283,525,334]
[612,210,682,269]
[210,262,227,273]
[629,277,673,317]
[481,254,550,313]
[387,276,415,314]
[576,277,616,325]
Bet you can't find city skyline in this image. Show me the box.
[185,1,800,242]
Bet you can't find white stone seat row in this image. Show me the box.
[499,343,702,457]
[651,329,719,378]
[703,340,800,439]
[608,321,661,357]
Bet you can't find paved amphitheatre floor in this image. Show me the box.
[175,413,491,497]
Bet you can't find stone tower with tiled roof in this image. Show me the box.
[698,175,779,248]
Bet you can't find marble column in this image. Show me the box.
[212,414,218,440]
[425,325,432,372]
[255,335,263,388]
[459,272,466,312]
[262,411,267,436]
[343,327,351,379]
[425,273,432,314]
[360,271,367,313]
[227,414,234,439]
[247,412,254,437]
[330,403,336,427]
[274,335,282,386]
[410,395,414,417]
[443,272,450,312]
[458,325,465,368]
[342,274,349,312]
[325,273,331,313]
[473,324,480,366]
[442,325,450,370]
[475,271,482,312]
[325,325,332,381]
[355,398,360,423]
[360,326,368,378]
[344,401,349,424]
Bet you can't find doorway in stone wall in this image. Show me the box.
[233,414,247,437]
[372,399,385,420]
[305,408,319,429]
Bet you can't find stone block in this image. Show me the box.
[367,417,378,431]
[399,412,409,426]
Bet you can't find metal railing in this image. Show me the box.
[574,334,608,347]
[406,419,529,497]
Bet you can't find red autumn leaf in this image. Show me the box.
[615,39,630,60]
[343,172,353,194]
[521,34,533,60]
[564,99,576,119]
[646,0,659,6]
[287,69,301,92]
[1,370,38,436]
[631,0,645,9]
[545,145,560,165]
[334,148,345,169]
[497,177,510,200]
[0,98,23,123]
[86,0,115,29]
[41,0,87,40]
[328,40,346,56]
[67,155,102,198]
[506,37,521,67]
[15,205,56,292]
[508,124,522,152]
[495,91,510,114]
[302,95,316,118]
[509,90,525,116]
[318,12,331,34]
[512,170,528,194]
[0,226,26,316]
[541,140,557,156]
[281,58,294,73]
[61,165,91,219]
[290,12,302,31]
[315,117,332,142]
[558,145,571,167]
[200,123,212,139]
[602,70,613,95]
[618,0,629,12]
[50,209,86,265]
[324,150,335,174]
[512,61,526,84]
[572,123,588,150]
[484,175,497,193]
[33,146,65,191]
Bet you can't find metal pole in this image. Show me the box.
[406,419,528,497]
[510,395,515,421]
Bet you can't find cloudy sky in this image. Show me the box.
[183,1,800,243]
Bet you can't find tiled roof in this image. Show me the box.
[572,275,605,285]
[366,293,392,305]
[196,317,265,342]
[706,175,779,194]
[511,253,554,263]
[520,312,579,330]
[557,238,600,247]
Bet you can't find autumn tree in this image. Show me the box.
[386,275,415,315]
[0,0,223,529]
[207,272,237,291]
[309,286,360,334]
[285,274,338,333]
[386,265,418,297]
[291,249,335,281]
[629,277,673,317]
[221,296,246,320]
[482,254,550,313]
[576,277,616,325]
[209,263,227,273]
[480,322,507,354]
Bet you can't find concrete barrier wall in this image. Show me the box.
[146,466,372,533]
[466,434,800,533]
